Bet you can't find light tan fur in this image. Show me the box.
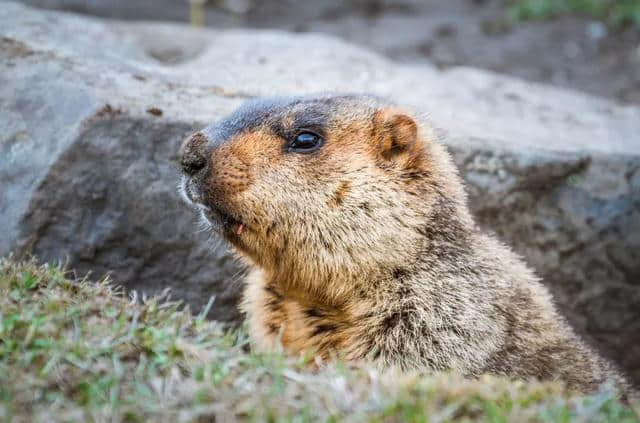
[179,95,635,396]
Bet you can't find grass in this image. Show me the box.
[0,258,638,422]
[507,0,640,28]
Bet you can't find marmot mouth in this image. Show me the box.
[181,176,245,236]
[203,206,245,236]
[218,209,245,235]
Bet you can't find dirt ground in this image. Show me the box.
[17,0,640,104]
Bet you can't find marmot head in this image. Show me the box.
[180,94,467,292]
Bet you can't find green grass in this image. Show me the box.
[0,258,638,422]
[507,0,640,28]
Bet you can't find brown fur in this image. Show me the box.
[179,94,635,396]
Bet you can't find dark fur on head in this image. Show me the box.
[200,94,390,146]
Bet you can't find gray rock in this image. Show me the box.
[1,2,639,383]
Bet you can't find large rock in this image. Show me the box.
[1,3,639,382]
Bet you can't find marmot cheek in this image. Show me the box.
[328,181,351,209]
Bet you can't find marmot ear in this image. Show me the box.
[373,108,422,168]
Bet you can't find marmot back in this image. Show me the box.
[179,94,634,396]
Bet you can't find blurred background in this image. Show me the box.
[16,0,640,103]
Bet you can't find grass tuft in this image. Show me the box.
[0,258,638,422]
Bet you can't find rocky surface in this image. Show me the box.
[1,2,639,383]
[15,0,640,104]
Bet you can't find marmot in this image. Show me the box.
[179,94,633,395]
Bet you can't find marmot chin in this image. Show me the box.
[179,94,633,396]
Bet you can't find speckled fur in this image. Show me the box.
[179,94,635,396]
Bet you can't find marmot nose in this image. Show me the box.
[180,132,209,176]
[181,155,206,176]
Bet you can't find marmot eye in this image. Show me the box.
[289,131,323,154]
